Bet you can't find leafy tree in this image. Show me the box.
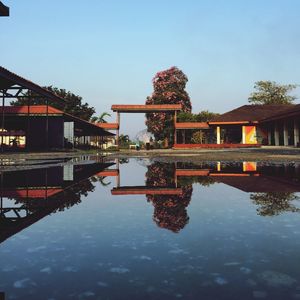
[119,134,131,148]
[145,67,192,144]
[90,112,111,123]
[248,81,298,105]
[177,110,219,122]
[10,86,96,121]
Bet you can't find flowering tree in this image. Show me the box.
[145,67,192,145]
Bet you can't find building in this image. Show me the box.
[0,105,114,151]
[174,104,300,148]
[0,66,114,151]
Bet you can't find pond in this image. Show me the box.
[1,158,300,300]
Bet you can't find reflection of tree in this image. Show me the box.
[146,162,192,233]
[250,192,300,216]
[179,176,215,187]
[91,175,111,186]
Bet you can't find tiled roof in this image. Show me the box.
[111,104,182,112]
[0,105,63,115]
[210,105,294,124]
[261,104,300,122]
[96,123,119,130]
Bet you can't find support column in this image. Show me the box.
[116,112,120,147]
[242,126,246,144]
[174,111,177,145]
[183,130,186,144]
[216,126,221,144]
[283,121,289,146]
[294,119,299,147]
[274,123,280,146]
[267,128,272,145]
[1,93,4,152]
[46,98,49,150]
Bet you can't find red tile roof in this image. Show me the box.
[111,104,182,112]
[96,123,119,130]
[0,105,64,115]
[175,122,209,129]
[209,105,294,124]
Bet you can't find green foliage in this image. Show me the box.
[145,67,192,143]
[90,112,111,123]
[10,86,96,121]
[177,110,219,122]
[119,134,131,148]
[248,81,298,105]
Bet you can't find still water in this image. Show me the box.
[1,158,300,300]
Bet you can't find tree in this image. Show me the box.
[119,134,130,148]
[145,67,192,144]
[248,81,298,105]
[90,112,111,123]
[177,110,219,122]
[10,86,96,121]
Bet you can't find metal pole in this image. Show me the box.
[1,92,5,152]
[27,97,30,151]
[46,99,49,150]
[116,112,120,148]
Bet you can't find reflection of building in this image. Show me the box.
[0,160,114,244]
[107,160,300,224]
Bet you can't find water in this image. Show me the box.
[1,158,300,299]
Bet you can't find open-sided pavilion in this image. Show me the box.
[0,66,113,151]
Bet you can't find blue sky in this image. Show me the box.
[1,0,300,137]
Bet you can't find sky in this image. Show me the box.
[1,0,300,137]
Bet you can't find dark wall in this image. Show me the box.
[27,117,64,150]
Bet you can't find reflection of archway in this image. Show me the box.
[111,104,182,147]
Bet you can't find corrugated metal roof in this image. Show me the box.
[0,66,65,102]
